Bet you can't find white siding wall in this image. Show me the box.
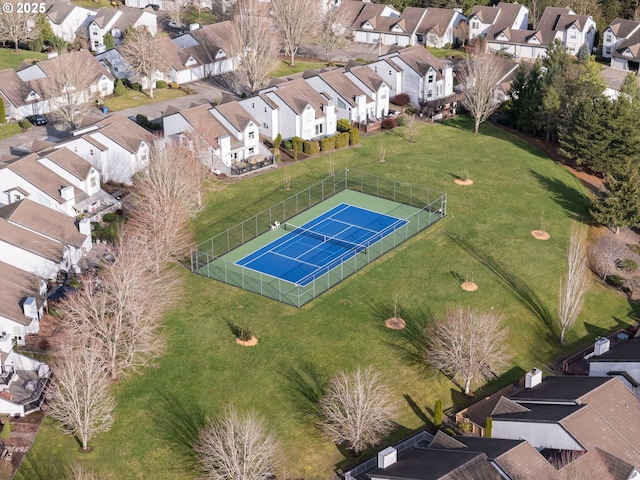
[89,132,140,184]
[239,97,279,140]
[0,241,59,279]
[49,6,96,43]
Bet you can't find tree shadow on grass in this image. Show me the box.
[448,233,558,342]
[281,361,326,426]
[404,393,430,425]
[13,449,72,480]
[370,300,433,369]
[149,389,207,475]
[528,169,591,219]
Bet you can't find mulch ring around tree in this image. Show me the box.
[461,281,478,291]
[385,317,406,330]
[531,230,550,240]
[455,179,473,186]
[236,336,258,346]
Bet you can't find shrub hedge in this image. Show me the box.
[303,140,320,155]
[320,136,335,151]
[335,132,349,149]
[337,118,351,132]
[156,80,167,89]
[348,127,359,145]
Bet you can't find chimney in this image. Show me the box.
[60,185,74,202]
[378,447,397,468]
[78,217,91,237]
[594,337,610,356]
[525,368,542,388]
[23,297,38,319]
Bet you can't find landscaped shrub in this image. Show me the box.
[103,212,117,223]
[148,122,162,131]
[18,118,33,130]
[337,118,351,132]
[303,140,320,155]
[238,326,253,342]
[627,244,640,255]
[114,79,126,96]
[283,140,293,150]
[169,82,179,89]
[274,133,282,150]
[136,113,148,125]
[397,115,407,127]
[131,83,143,91]
[616,258,638,273]
[156,80,167,89]
[320,136,335,151]
[348,127,359,146]
[606,275,625,289]
[381,118,398,129]
[391,93,410,106]
[335,132,350,149]
[292,136,303,152]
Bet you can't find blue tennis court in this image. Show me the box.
[236,204,408,286]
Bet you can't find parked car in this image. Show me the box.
[26,114,47,126]
[145,3,159,10]
[168,20,185,29]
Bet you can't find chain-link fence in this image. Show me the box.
[191,169,446,307]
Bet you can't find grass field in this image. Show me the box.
[18,117,637,480]
[427,46,465,59]
[271,59,342,78]
[0,48,46,70]
[0,123,22,139]
[103,87,187,111]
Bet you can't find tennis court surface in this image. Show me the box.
[236,204,407,286]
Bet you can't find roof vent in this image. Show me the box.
[594,337,610,356]
[525,368,542,388]
[378,446,397,469]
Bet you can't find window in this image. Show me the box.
[263,122,268,128]
[605,34,612,43]
[264,107,267,113]
[251,102,255,108]
[90,149,94,155]
[605,47,611,55]
[472,21,479,30]
[92,29,98,35]
[94,41,99,47]
[14,194,21,201]
[90,177,97,188]
[315,123,323,135]
[428,74,434,83]
[248,147,255,154]
[73,146,78,152]
[231,152,238,160]
[248,131,255,139]
[381,92,386,99]
[114,67,118,73]
[388,70,392,75]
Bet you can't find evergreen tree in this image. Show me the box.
[620,72,640,101]
[508,60,544,133]
[591,159,640,235]
[104,32,115,50]
[577,43,590,63]
[434,400,443,429]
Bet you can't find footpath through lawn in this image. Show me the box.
[18,117,636,480]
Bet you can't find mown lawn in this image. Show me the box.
[0,48,46,70]
[271,59,342,78]
[18,117,636,480]
[427,46,465,59]
[0,123,21,139]
[103,87,187,111]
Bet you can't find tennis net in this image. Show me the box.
[283,222,368,254]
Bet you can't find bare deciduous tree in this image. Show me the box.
[402,113,417,143]
[67,465,108,480]
[459,48,504,134]
[128,142,205,273]
[319,366,398,456]
[122,27,169,99]
[558,221,590,344]
[46,344,115,451]
[166,0,185,29]
[195,406,281,480]
[427,307,511,396]
[315,5,349,62]
[59,236,179,380]
[271,0,322,67]
[453,20,469,46]
[0,4,39,52]
[231,0,279,93]
[41,53,95,129]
